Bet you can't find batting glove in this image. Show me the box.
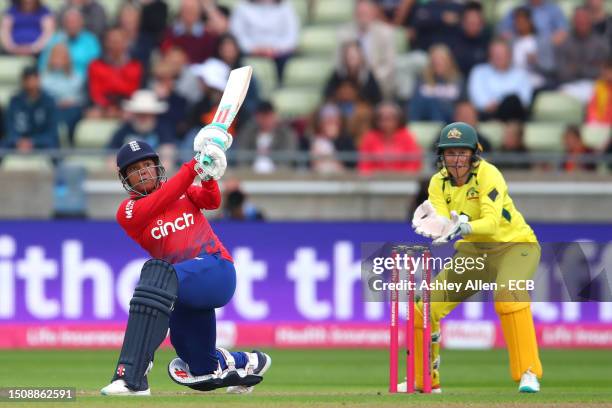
[194,124,233,152]
[194,144,227,181]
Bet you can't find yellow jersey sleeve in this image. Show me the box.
[468,164,506,235]
[427,173,450,218]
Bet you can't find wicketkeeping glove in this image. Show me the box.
[412,200,450,239]
[433,211,472,245]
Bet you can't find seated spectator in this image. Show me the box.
[373,0,401,22]
[497,0,568,75]
[452,1,491,77]
[230,0,299,81]
[562,124,596,172]
[38,7,100,78]
[555,6,609,103]
[2,66,58,151]
[338,0,395,98]
[584,0,611,39]
[222,178,265,221]
[497,121,530,170]
[108,89,176,170]
[236,101,298,173]
[138,0,169,46]
[409,44,463,123]
[117,2,152,68]
[215,33,261,125]
[450,100,492,152]
[40,43,85,144]
[468,39,532,121]
[407,0,464,52]
[161,0,219,64]
[586,59,612,125]
[308,103,356,173]
[201,0,230,35]
[87,28,143,119]
[324,41,382,107]
[0,0,55,56]
[510,7,547,89]
[358,101,421,174]
[163,46,202,105]
[150,61,189,139]
[57,0,107,39]
[327,80,375,145]
[187,58,231,132]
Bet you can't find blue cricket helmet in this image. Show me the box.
[116,140,159,174]
[116,140,166,197]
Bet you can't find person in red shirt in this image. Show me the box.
[160,0,219,63]
[358,101,423,174]
[101,140,271,396]
[87,27,143,118]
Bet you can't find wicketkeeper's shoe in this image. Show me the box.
[397,366,442,394]
[226,350,272,394]
[518,369,540,393]
[100,379,151,396]
[101,361,153,396]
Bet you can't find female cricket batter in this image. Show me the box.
[100,138,271,396]
[405,122,541,393]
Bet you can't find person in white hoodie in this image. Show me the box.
[230,0,299,81]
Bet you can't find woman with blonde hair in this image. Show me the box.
[409,44,463,122]
[40,42,85,144]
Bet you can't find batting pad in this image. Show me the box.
[497,305,543,381]
[112,259,178,391]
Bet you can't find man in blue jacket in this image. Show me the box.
[3,67,59,151]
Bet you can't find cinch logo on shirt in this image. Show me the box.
[151,213,195,239]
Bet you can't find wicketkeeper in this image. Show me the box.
[404,122,542,393]
[100,126,271,396]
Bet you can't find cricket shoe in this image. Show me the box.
[168,348,264,392]
[397,381,442,394]
[518,369,540,393]
[226,350,272,394]
[100,362,153,396]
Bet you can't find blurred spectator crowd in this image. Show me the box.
[0,0,610,175]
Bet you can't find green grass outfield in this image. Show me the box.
[0,349,611,407]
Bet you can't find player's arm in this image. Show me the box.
[468,167,506,235]
[186,179,222,210]
[117,159,198,229]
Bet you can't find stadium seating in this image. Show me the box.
[0,56,34,85]
[299,25,338,56]
[0,85,15,107]
[74,119,120,149]
[532,91,584,123]
[394,26,408,54]
[478,121,505,150]
[272,87,321,118]
[524,123,565,151]
[283,57,334,88]
[312,1,353,24]
[291,0,310,24]
[408,121,443,150]
[243,57,278,99]
[582,125,611,150]
[494,0,522,23]
[1,154,54,172]
[63,154,108,173]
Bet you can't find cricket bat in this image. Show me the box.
[201,65,253,164]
